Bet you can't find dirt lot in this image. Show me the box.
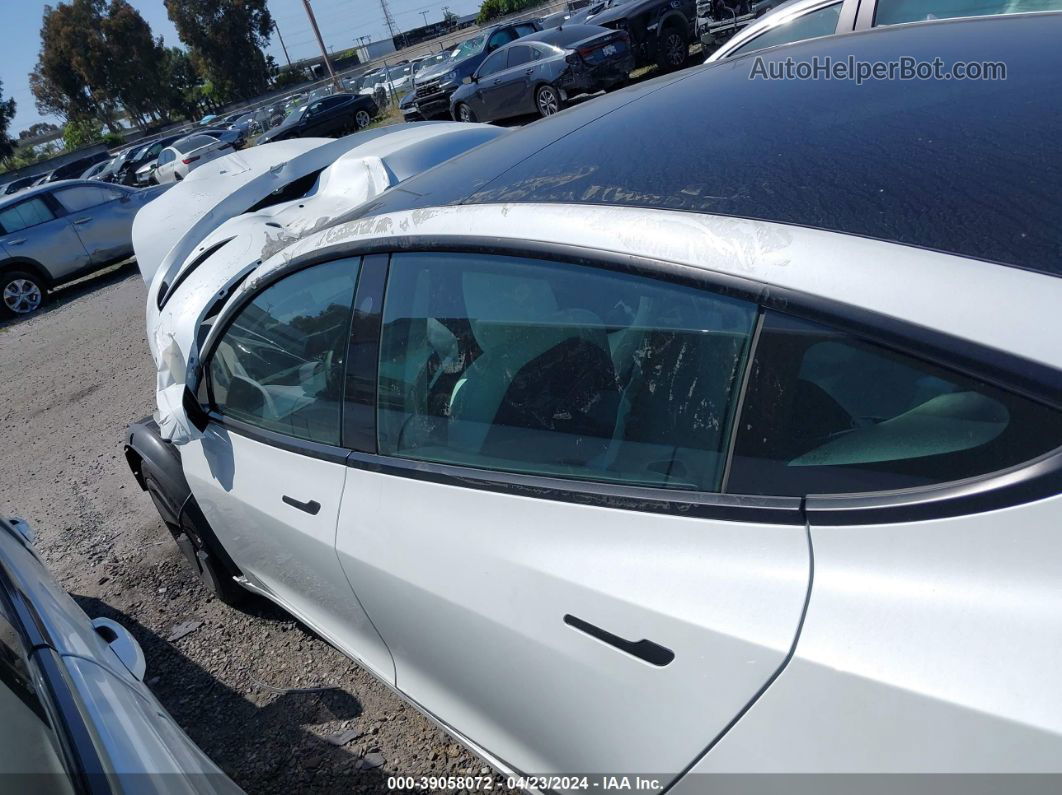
[0,265,494,793]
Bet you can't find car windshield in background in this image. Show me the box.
[451,35,485,59]
[415,52,451,73]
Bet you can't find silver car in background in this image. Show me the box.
[0,180,165,317]
[0,515,239,792]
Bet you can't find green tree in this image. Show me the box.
[165,0,273,103]
[30,0,172,130]
[101,0,171,126]
[0,81,17,162]
[19,122,59,140]
[31,0,117,128]
[62,117,102,150]
[476,0,542,24]
[160,46,205,119]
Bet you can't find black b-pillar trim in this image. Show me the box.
[343,253,389,454]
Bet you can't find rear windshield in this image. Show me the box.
[176,135,215,153]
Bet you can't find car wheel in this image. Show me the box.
[535,84,562,118]
[456,102,477,123]
[657,26,690,72]
[354,109,372,130]
[1,270,45,317]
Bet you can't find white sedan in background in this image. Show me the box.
[154,134,234,184]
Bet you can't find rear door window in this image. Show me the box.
[0,198,56,233]
[488,28,518,50]
[377,253,758,491]
[727,312,1062,495]
[506,45,534,68]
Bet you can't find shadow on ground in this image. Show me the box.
[73,595,396,793]
[0,259,142,331]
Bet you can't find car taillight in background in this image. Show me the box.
[181,155,200,165]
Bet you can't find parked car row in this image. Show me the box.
[112,10,1062,790]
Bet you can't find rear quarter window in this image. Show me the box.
[727,312,1062,495]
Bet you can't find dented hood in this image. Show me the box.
[140,122,508,442]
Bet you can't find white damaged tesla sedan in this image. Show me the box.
[124,14,1062,789]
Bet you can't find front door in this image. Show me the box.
[155,149,177,184]
[182,256,395,682]
[335,250,811,779]
[51,185,136,263]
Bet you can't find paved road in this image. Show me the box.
[0,265,494,793]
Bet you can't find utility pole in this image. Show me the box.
[420,10,430,26]
[380,0,399,44]
[301,0,341,91]
[274,20,292,68]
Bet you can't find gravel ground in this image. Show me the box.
[0,265,500,793]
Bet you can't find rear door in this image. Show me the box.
[473,50,512,118]
[704,309,1062,771]
[334,250,811,779]
[499,45,538,115]
[0,194,90,280]
[181,256,395,682]
[51,184,136,264]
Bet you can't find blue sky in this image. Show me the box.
[3,0,481,133]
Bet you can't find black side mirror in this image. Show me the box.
[182,386,210,432]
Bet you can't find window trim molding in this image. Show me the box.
[193,235,1062,525]
[345,450,806,524]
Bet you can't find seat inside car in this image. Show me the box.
[447,272,619,465]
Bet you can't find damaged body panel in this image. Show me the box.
[135,123,508,441]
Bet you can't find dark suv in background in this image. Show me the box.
[414,19,542,119]
[589,0,697,71]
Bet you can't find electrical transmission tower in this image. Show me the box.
[380,0,399,43]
